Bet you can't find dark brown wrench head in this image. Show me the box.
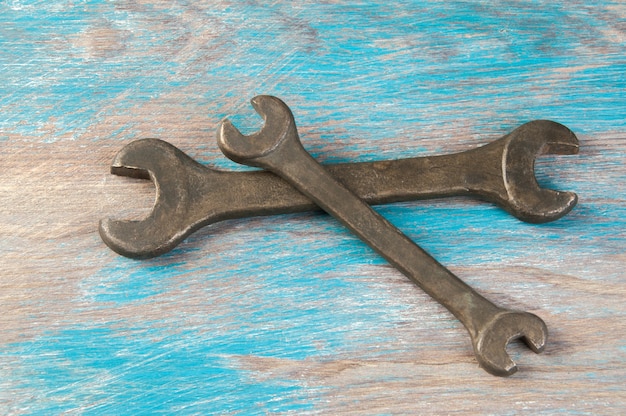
[99,139,210,259]
[472,310,548,376]
[218,95,302,167]
[497,119,579,223]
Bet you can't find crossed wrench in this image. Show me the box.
[100,113,578,260]
[213,95,579,376]
[99,98,578,375]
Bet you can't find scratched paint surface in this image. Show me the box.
[0,1,625,414]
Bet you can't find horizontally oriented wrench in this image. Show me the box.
[100,118,578,259]
[217,95,550,376]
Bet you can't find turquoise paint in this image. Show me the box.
[0,0,190,140]
[2,1,623,141]
[4,326,313,414]
[4,246,412,413]
[2,0,624,413]
[7,194,622,411]
[8,181,624,412]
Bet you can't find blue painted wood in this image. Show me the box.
[1,1,624,414]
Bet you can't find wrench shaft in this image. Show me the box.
[201,140,503,220]
[266,140,503,338]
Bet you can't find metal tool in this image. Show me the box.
[217,95,556,376]
[100,117,578,259]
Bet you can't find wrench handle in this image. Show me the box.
[218,140,505,219]
[342,141,506,205]
[262,141,503,338]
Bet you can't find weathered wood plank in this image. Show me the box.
[1,1,624,414]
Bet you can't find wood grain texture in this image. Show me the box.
[1,1,624,414]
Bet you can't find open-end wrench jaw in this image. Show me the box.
[471,310,548,376]
[219,95,301,167]
[500,120,579,223]
[99,139,212,259]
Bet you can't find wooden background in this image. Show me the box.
[1,1,624,414]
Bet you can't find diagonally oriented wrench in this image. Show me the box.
[217,95,556,376]
[100,118,578,259]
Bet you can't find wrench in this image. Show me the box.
[100,119,578,259]
[217,95,550,376]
